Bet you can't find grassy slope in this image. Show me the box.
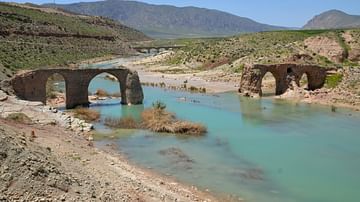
[0,3,149,79]
[163,29,360,70]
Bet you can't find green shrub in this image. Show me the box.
[152,101,167,110]
[233,64,245,73]
[325,73,343,88]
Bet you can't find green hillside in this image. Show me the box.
[0,3,150,80]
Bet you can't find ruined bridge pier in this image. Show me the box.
[10,68,144,109]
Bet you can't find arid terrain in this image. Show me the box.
[1,2,360,202]
[0,91,222,202]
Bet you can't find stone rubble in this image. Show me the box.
[279,67,360,109]
[0,90,93,134]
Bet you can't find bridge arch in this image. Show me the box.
[260,71,278,96]
[10,68,144,109]
[239,64,328,97]
[87,72,123,103]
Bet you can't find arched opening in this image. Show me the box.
[46,73,66,107]
[261,72,277,97]
[88,72,122,105]
[287,67,293,74]
[299,73,309,90]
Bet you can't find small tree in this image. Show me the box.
[152,100,166,110]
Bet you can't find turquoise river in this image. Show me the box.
[61,58,360,202]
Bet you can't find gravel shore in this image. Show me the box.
[0,91,221,202]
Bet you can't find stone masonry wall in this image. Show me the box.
[239,63,328,97]
[10,68,144,109]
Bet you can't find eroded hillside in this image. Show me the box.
[165,29,360,71]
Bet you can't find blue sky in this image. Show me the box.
[2,0,360,27]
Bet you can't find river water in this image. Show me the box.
[69,57,360,202]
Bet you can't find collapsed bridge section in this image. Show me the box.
[239,63,328,97]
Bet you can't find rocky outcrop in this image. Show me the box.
[0,79,14,95]
[239,63,328,97]
[343,31,360,63]
[304,36,345,63]
[10,68,144,109]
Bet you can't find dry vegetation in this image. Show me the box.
[140,108,206,136]
[5,112,32,124]
[73,108,100,122]
[104,101,207,136]
[95,88,110,97]
[104,116,138,129]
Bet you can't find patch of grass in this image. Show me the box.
[104,116,138,129]
[325,73,343,88]
[73,108,100,122]
[102,101,207,135]
[5,112,32,124]
[141,103,207,136]
[233,64,245,73]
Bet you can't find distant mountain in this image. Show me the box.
[303,10,360,29]
[45,0,287,39]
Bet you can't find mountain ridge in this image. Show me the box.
[45,0,288,39]
[303,9,360,29]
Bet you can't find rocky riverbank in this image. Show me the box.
[0,89,221,201]
[279,67,360,111]
[0,90,93,134]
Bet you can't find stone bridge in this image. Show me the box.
[239,63,328,97]
[10,68,144,109]
[133,45,185,53]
